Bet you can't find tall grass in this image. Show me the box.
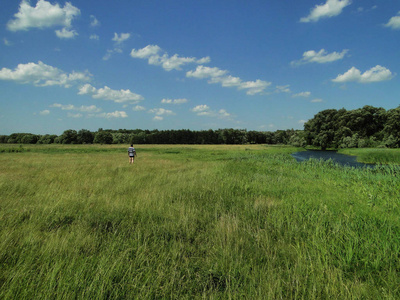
[339,148,400,164]
[0,145,399,299]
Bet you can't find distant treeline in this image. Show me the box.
[0,128,300,146]
[1,105,399,148]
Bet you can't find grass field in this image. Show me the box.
[339,148,400,165]
[1,144,399,299]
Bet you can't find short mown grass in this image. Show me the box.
[0,144,399,299]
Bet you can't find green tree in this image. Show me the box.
[382,106,400,147]
[59,130,78,144]
[94,131,113,144]
[77,129,94,144]
[304,109,340,150]
[21,134,39,144]
[38,134,57,144]
[0,135,8,143]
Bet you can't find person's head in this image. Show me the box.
[130,144,133,147]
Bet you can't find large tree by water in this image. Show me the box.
[304,105,400,149]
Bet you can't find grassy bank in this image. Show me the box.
[1,144,399,299]
[339,148,400,165]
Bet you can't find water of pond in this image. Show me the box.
[291,150,375,168]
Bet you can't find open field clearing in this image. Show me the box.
[1,145,399,299]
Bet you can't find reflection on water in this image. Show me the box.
[291,150,375,168]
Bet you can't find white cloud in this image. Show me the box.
[357,5,377,14]
[300,0,351,23]
[3,38,12,46]
[51,103,102,113]
[90,111,128,119]
[132,105,146,111]
[209,75,242,87]
[148,108,175,121]
[385,12,400,30]
[7,0,80,38]
[239,79,271,95]
[187,65,271,95]
[191,104,210,113]
[191,105,232,119]
[130,45,162,59]
[102,48,123,60]
[292,91,311,98]
[291,49,348,65]
[218,109,231,118]
[78,84,144,104]
[131,45,270,95]
[161,98,188,104]
[51,102,126,118]
[67,112,83,118]
[311,98,323,103]
[39,109,50,115]
[90,15,100,27]
[55,27,77,39]
[148,108,175,116]
[130,45,210,71]
[103,33,130,60]
[112,32,130,44]
[186,66,227,79]
[89,34,99,40]
[298,120,307,124]
[332,65,393,83]
[275,85,291,93]
[0,61,91,87]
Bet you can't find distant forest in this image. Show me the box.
[1,105,399,149]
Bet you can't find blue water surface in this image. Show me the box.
[291,150,375,168]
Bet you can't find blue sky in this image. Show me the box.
[0,0,399,135]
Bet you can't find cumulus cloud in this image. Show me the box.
[67,112,83,118]
[78,84,144,104]
[148,107,175,121]
[3,38,12,46]
[291,49,348,65]
[112,32,130,44]
[50,103,102,113]
[332,65,394,83]
[51,102,125,118]
[89,34,99,40]
[292,91,311,98]
[92,111,128,119]
[130,45,161,59]
[148,108,175,116]
[131,45,210,71]
[275,85,291,93]
[7,0,80,39]
[0,61,91,87]
[55,27,77,39]
[385,12,400,30]
[191,105,232,119]
[103,33,130,60]
[187,65,271,95]
[39,109,50,115]
[300,0,351,23]
[102,48,123,60]
[161,98,188,104]
[186,66,227,79]
[90,15,100,27]
[132,105,146,111]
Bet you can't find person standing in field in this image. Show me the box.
[128,144,136,164]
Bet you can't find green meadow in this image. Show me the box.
[1,144,399,299]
